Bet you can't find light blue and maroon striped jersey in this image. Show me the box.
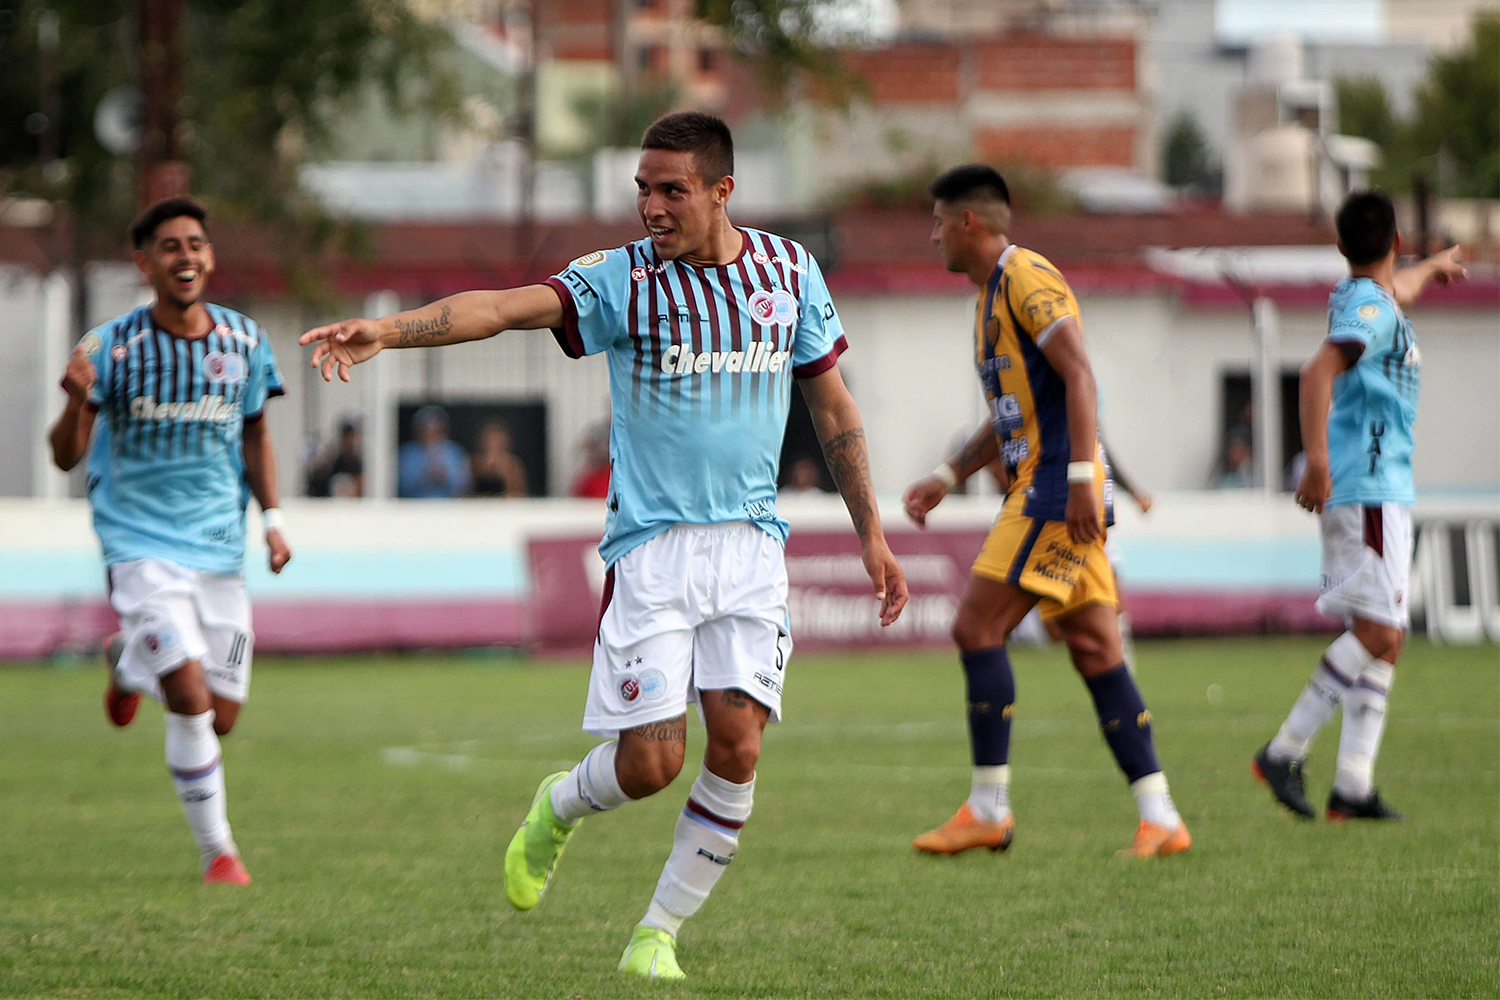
[79,303,285,573]
[547,227,848,566]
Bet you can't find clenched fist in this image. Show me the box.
[61,347,97,405]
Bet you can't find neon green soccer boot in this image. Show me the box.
[504,771,579,911]
[618,924,685,980]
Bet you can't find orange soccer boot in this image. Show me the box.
[912,803,1014,855]
[203,853,252,885]
[1118,819,1192,858]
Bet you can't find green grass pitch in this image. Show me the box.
[1,637,1496,998]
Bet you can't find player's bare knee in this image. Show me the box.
[952,610,1003,652]
[160,661,211,716]
[704,730,761,783]
[1353,620,1403,663]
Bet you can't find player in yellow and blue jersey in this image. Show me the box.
[1254,190,1465,822]
[47,197,292,886]
[903,165,1190,859]
[299,112,907,980]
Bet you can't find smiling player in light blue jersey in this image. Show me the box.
[1255,189,1465,823]
[300,112,907,980]
[48,197,292,886]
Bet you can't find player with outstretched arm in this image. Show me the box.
[299,112,907,980]
[49,197,292,885]
[1253,190,1465,821]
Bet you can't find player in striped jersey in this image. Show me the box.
[300,112,907,979]
[902,165,1190,859]
[1254,190,1465,822]
[48,197,292,885]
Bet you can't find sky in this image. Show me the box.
[1215,0,1383,44]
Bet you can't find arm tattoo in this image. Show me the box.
[820,425,878,539]
[393,304,452,347]
[950,422,999,478]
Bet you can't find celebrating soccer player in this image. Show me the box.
[1254,191,1465,821]
[299,112,907,979]
[902,165,1190,859]
[49,197,292,885]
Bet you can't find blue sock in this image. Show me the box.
[1085,664,1160,782]
[961,646,1015,766]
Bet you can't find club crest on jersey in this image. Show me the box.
[748,288,797,327]
[204,351,248,384]
[631,266,648,281]
[619,673,640,703]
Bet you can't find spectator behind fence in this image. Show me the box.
[1212,431,1259,488]
[398,405,471,498]
[779,456,828,494]
[305,414,365,497]
[570,421,612,499]
[471,421,529,497]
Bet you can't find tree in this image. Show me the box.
[693,0,869,104]
[1335,13,1499,199]
[1335,77,1397,152]
[0,1,460,298]
[1162,111,1217,190]
[1407,11,1499,198]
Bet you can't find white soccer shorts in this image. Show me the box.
[583,521,793,739]
[107,558,254,703]
[1316,502,1414,630]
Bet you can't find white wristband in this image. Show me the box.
[1067,461,1095,484]
[932,463,959,489]
[262,508,286,534]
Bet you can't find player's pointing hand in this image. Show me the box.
[299,319,385,383]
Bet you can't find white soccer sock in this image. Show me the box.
[1333,660,1395,801]
[967,764,1011,822]
[641,768,753,938]
[1131,772,1181,828]
[1267,631,1370,762]
[164,710,234,864]
[550,741,632,824]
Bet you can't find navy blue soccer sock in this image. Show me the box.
[1085,664,1161,782]
[961,646,1015,766]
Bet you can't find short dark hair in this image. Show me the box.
[641,111,734,183]
[1335,189,1397,265]
[130,197,208,249]
[929,164,1011,205]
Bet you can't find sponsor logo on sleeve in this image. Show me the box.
[572,250,607,268]
[78,331,103,356]
[1358,304,1380,320]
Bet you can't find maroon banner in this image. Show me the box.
[527,528,988,654]
[527,527,1338,654]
